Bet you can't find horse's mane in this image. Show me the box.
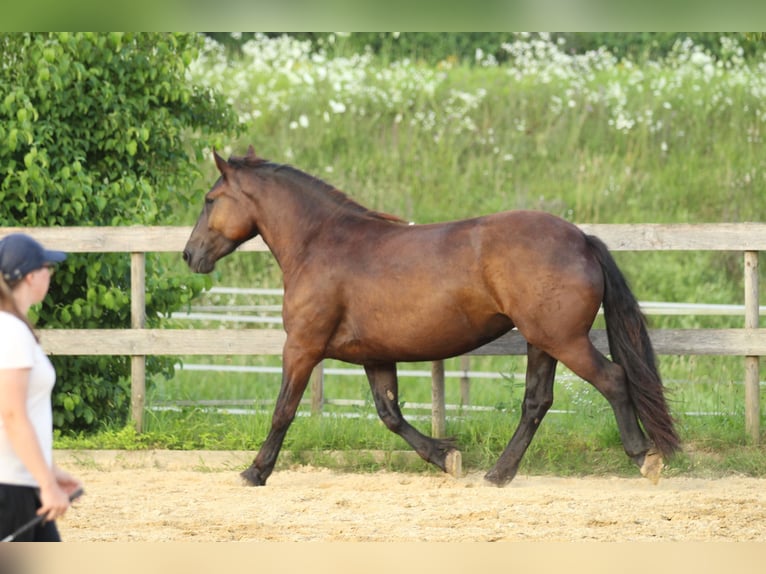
[227,153,407,224]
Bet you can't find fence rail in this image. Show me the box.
[1,224,762,441]
[176,286,766,323]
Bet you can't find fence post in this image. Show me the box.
[460,355,471,407]
[130,252,146,432]
[311,361,324,416]
[744,251,760,444]
[431,360,446,438]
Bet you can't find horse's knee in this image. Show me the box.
[271,407,297,431]
[522,395,553,423]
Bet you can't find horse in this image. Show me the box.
[183,146,680,487]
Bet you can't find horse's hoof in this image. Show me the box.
[484,470,501,487]
[445,449,462,478]
[639,449,664,485]
[483,467,515,487]
[240,467,266,486]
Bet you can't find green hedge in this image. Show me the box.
[0,32,240,431]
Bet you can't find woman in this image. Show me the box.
[0,233,83,542]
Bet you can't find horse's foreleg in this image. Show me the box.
[485,344,557,486]
[364,362,461,477]
[241,346,319,486]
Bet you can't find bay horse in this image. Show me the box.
[183,146,680,487]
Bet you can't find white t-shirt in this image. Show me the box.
[0,311,56,487]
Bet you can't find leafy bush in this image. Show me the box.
[0,32,241,431]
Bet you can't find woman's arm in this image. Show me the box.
[0,367,71,521]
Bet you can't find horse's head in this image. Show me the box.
[183,147,261,273]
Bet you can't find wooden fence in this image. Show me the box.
[1,224,764,443]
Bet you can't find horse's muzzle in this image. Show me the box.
[182,248,215,274]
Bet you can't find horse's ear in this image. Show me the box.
[246,145,257,159]
[213,149,230,178]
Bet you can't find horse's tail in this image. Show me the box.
[585,234,680,458]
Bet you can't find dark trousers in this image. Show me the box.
[0,483,61,542]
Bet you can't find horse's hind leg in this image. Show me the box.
[485,344,557,486]
[364,362,461,477]
[554,337,657,480]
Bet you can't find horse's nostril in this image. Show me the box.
[182,249,190,262]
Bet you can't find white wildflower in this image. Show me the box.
[329,100,347,114]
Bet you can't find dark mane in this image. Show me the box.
[227,153,407,224]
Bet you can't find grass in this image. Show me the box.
[56,34,766,478]
[56,396,766,478]
[56,353,766,478]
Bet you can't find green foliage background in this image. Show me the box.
[207,32,766,64]
[0,32,240,430]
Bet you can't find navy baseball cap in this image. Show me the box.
[0,234,67,283]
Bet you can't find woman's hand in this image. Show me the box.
[37,481,72,522]
[54,466,83,499]
[37,467,83,522]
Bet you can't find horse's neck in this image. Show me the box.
[254,174,353,267]
[253,167,405,273]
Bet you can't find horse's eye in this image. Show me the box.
[205,197,214,205]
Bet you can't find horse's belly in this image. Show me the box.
[326,312,513,364]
